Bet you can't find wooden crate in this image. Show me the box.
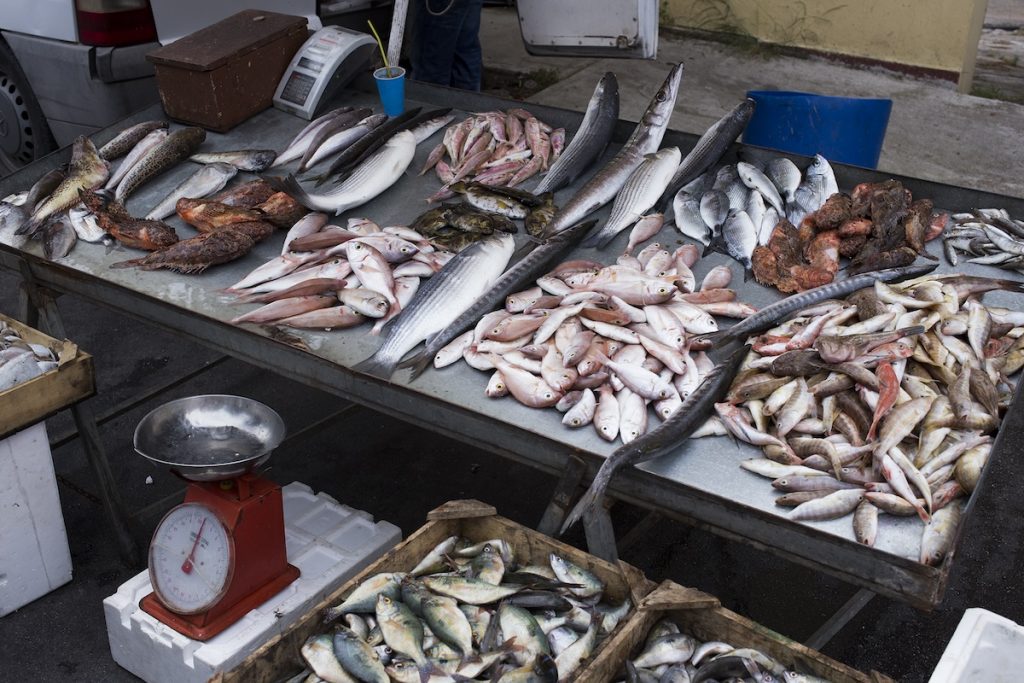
[217,499,657,683]
[580,580,894,682]
[0,314,93,439]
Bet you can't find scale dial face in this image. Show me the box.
[149,502,234,615]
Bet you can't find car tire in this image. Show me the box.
[0,38,57,173]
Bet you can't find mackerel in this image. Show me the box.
[98,120,168,160]
[581,146,681,248]
[656,98,755,212]
[144,163,237,219]
[115,126,206,202]
[354,233,514,379]
[561,344,748,532]
[691,262,938,348]
[537,63,683,241]
[399,220,597,380]
[534,72,620,194]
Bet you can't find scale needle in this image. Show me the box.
[181,518,207,574]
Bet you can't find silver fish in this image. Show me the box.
[766,157,801,204]
[143,163,237,220]
[534,72,620,194]
[672,190,710,245]
[354,233,514,379]
[283,131,416,214]
[582,146,681,248]
[807,153,839,198]
[302,114,388,170]
[189,149,276,172]
[295,107,373,171]
[537,64,683,240]
[272,106,355,167]
[737,161,784,213]
[68,206,106,243]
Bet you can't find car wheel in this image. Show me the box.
[0,39,56,174]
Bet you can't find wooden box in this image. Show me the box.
[0,314,93,439]
[580,580,894,682]
[217,499,657,682]
[146,10,308,132]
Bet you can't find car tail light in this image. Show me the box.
[76,0,157,46]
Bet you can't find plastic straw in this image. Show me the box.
[367,20,392,77]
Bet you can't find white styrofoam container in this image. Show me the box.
[0,422,73,617]
[930,608,1024,682]
[104,482,401,683]
[517,0,658,59]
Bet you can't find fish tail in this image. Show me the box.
[273,174,317,211]
[352,351,397,380]
[397,349,432,381]
[690,329,729,347]
[580,224,619,250]
[995,278,1024,294]
[15,213,43,237]
[560,470,611,535]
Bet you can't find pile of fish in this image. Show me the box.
[0,321,59,392]
[751,177,946,292]
[942,207,1024,272]
[295,535,630,683]
[226,213,452,330]
[422,109,566,200]
[432,239,757,445]
[617,618,834,683]
[79,178,306,273]
[707,272,1024,564]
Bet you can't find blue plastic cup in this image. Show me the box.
[374,66,406,117]
[743,90,893,168]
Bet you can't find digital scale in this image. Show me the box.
[134,395,299,641]
[273,25,377,119]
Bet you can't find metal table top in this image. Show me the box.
[3,77,1022,609]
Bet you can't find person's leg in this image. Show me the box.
[410,0,467,86]
[450,0,483,91]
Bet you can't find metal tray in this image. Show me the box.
[2,76,1022,609]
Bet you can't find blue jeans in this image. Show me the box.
[411,0,483,91]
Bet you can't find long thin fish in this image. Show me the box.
[581,146,680,248]
[656,99,755,212]
[536,64,683,242]
[105,129,168,190]
[115,126,206,202]
[692,262,939,348]
[189,149,276,172]
[561,344,750,532]
[301,114,387,170]
[144,163,237,220]
[399,219,599,380]
[534,72,620,195]
[281,130,416,214]
[296,107,372,172]
[272,106,354,167]
[98,120,168,160]
[354,233,515,379]
[313,107,426,184]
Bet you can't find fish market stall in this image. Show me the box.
[1,76,1023,616]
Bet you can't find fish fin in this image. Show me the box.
[109,257,147,269]
[689,329,728,348]
[743,267,753,283]
[352,351,396,380]
[269,174,317,211]
[397,349,432,381]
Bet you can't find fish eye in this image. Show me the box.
[656,91,667,102]
[659,287,669,294]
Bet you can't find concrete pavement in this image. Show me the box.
[482,7,1024,200]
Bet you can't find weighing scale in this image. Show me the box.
[273,25,377,119]
[134,395,299,641]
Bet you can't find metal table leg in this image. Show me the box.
[18,263,139,565]
[804,588,876,650]
[537,455,586,536]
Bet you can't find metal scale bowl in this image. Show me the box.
[135,395,299,641]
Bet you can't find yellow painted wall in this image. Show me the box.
[663,0,988,90]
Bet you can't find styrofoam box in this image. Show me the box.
[0,422,73,617]
[104,482,401,683]
[930,608,1024,682]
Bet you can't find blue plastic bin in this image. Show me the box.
[743,90,892,168]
